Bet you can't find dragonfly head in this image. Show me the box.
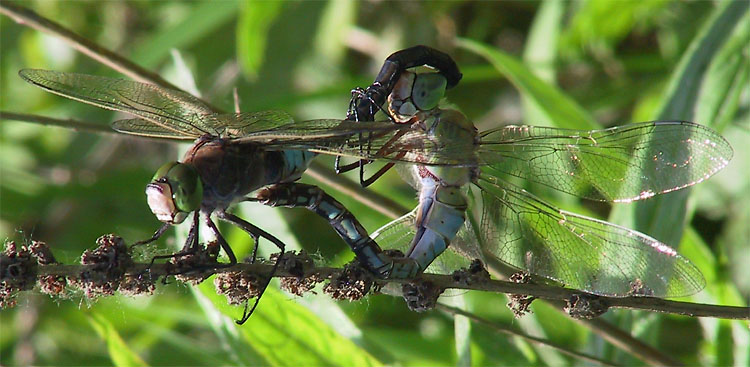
[145,161,203,224]
[387,70,447,122]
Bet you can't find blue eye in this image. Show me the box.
[412,73,447,111]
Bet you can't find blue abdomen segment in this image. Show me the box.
[407,185,467,272]
[278,150,317,182]
[259,183,418,278]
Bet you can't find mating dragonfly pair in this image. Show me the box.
[18,46,732,320]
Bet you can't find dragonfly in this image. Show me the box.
[325,46,734,298]
[17,69,419,322]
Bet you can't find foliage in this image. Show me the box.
[1,1,748,366]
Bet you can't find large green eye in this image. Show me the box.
[412,73,447,111]
[146,162,203,224]
[161,162,203,213]
[152,161,179,182]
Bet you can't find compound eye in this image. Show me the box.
[412,73,447,111]
[146,162,203,224]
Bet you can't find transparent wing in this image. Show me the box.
[473,175,705,298]
[251,118,731,203]
[111,119,196,140]
[478,121,733,202]
[19,69,216,138]
[372,208,482,275]
[208,111,295,138]
[233,118,479,164]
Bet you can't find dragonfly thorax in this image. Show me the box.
[181,137,307,213]
[146,161,203,224]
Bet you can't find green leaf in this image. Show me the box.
[132,1,239,69]
[458,38,598,130]
[89,314,148,367]
[450,296,472,367]
[521,0,565,127]
[655,1,749,122]
[610,0,749,247]
[314,0,356,66]
[236,0,286,79]
[196,282,381,367]
[560,0,668,55]
[695,10,750,132]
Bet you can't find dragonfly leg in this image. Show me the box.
[204,215,238,265]
[337,90,383,181]
[131,223,171,247]
[183,211,201,252]
[216,211,285,324]
[352,131,408,187]
[143,211,203,270]
[257,183,420,278]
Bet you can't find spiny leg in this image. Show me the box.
[131,222,171,247]
[144,211,202,270]
[217,211,285,324]
[336,83,392,180]
[336,122,408,187]
[204,215,238,266]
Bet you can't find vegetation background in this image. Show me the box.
[1,1,748,366]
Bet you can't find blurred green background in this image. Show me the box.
[1,1,748,366]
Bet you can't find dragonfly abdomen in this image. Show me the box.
[408,179,468,272]
[275,150,317,183]
[259,183,417,278]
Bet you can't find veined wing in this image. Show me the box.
[477,121,733,202]
[473,175,705,298]
[372,208,484,275]
[232,118,479,165]
[208,111,295,138]
[19,69,215,139]
[111,119,195,140]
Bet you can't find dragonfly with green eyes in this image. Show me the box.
[17,69,427,321]
[331,46,733,299]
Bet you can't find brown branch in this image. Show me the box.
[576,318,682,366]
[4,236,747,367]
[8,252,748,321]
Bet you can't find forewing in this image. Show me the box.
[111,119,196,140]
[19,69,214,138]
[478,121,733,202]
[234,118,477,165]
[473,175,705,298]
[208,111,295,138]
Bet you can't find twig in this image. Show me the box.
[0,2,184,96]
[13,259,750,320]
[437,304,620,367]
[576,318,683,366]
[0,111,115,135]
